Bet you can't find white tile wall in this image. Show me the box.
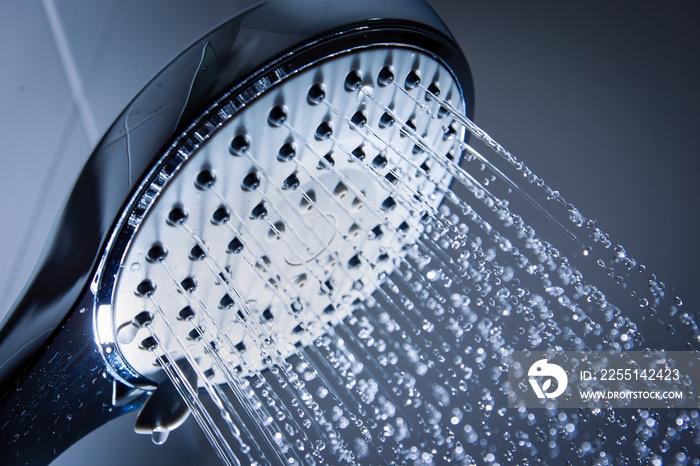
[0,0,255,319]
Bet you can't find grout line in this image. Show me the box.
[41,0,100,146]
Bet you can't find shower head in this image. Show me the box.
[99,47,465,386]
[0,0,473,463]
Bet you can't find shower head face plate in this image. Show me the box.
[102,47,465,386]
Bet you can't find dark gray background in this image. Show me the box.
[1,1,698,464]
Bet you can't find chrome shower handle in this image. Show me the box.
[0,290,133,464]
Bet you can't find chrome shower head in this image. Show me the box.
[0,1,473,463]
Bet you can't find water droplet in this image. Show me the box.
[151,427,169,445]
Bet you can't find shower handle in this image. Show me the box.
[0,290,133,464]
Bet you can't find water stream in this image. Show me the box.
[135,64,699,465]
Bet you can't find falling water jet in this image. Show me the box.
[178,212,370,462]
[159,257,306,463]
[145,326,241,466]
